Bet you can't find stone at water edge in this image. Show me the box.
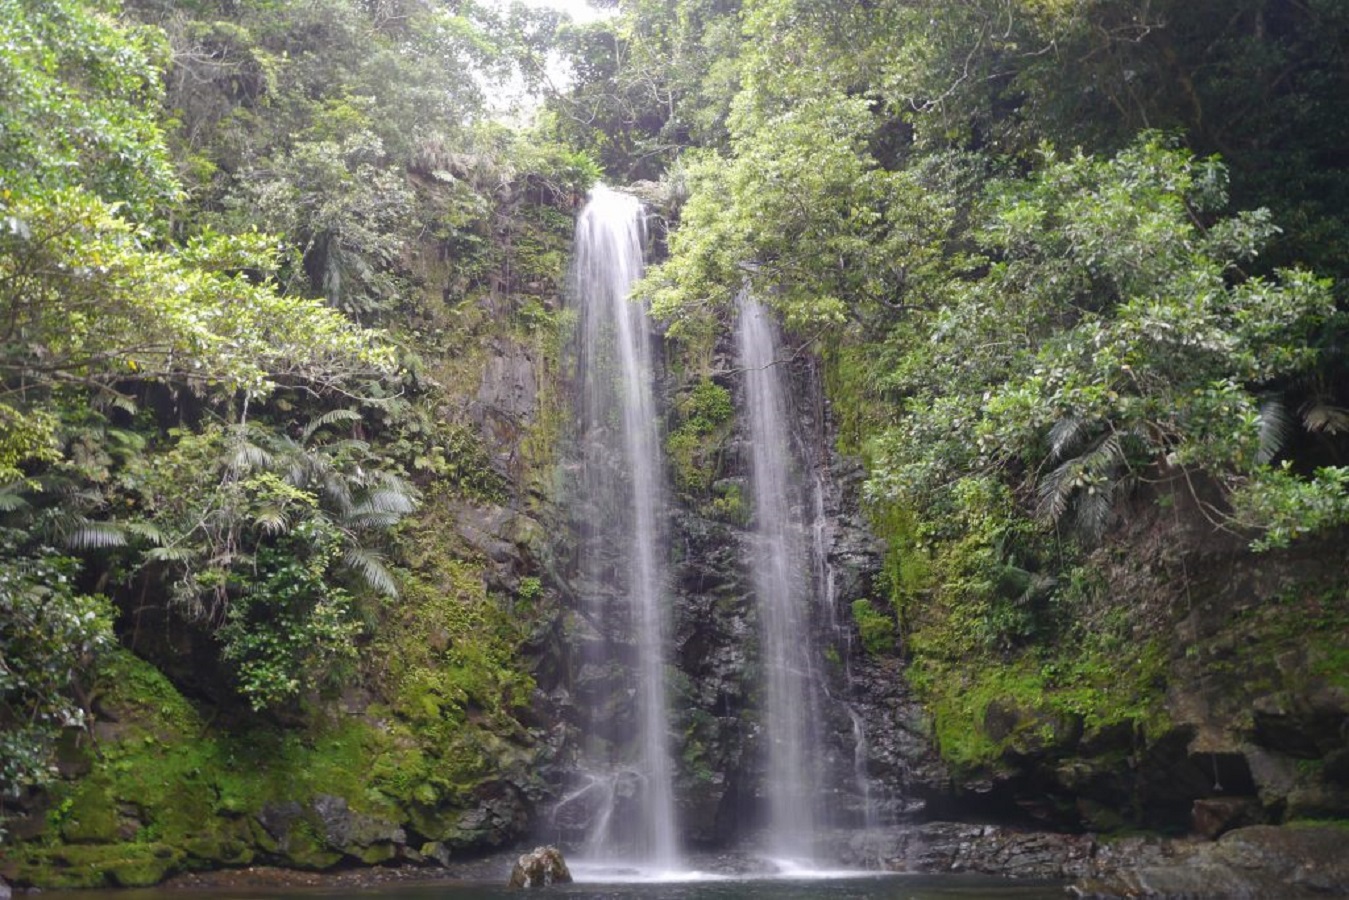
[507,846,572,888]
[1,874,11,900]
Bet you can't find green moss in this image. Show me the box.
[15,843,185,889]
[910,634,1169,774]
[850,598,897,655]
[283,819,344,870]
[54,776,120,843]
[1286,817,1349,831]
[668,379,733,496]
[822,341,892,458]
[1199,576,1349,698]
[14,647,436,887]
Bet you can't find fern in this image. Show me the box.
[144,545,198,564]
[1037,456,1080,524]
[225,436,274,474]
[1036,432,1126,541]
[124,521,167,544]
[343,547,399,597]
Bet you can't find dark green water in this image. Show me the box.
[39,876,1065,900]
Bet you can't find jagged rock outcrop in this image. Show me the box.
[1071,825,1349,898]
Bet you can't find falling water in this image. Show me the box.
[568,185,680,869]
[809,469,882,833]
[736,292,825,862]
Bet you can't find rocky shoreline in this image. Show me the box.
[6,822,1345,897]
[838,821,1349,896]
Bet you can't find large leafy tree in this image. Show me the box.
[629,0,1349,768]
[0,0,405,805]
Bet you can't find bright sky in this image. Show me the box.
[480,0,615,116]
[504,0,611,24]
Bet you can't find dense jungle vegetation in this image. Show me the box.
[2,0,1348,872]
[0,0,592,837]
[563,0,1349,776]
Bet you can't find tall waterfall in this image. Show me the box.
[736,292,827,861]
[566,185,680,869]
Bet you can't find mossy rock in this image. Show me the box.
[352,842,400,865]
[56,781,123,843]
[16,843,185,889]
[181,833,255,866]
[281,819,344,870]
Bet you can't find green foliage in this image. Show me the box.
[115,418,417,709]
[10,648,413,885]
[870,136,1338,546]
[1236,465,1349,551]
[216,521,361,711]
[622,0,1349,781]
[547,0,744,180]
[0,534,114,806]
[0,0,176,219]
[0,187,393,402]
[849,599,896,656]
[378,496,534,738]
[667,378,733,495]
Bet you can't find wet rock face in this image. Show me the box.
[507,845,572,888]
[669,508,754,846]
[475,338,539,458]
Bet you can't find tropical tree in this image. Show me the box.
[0,0,401,800]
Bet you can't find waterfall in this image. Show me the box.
[736,291,827,862]
[809,467,883,833]
[564,185,680,869]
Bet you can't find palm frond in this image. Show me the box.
[1047,415,1087,463]
[1085,432,1124,474]
[302,408,363,444]
[322,472,355,514]
[1071,481,1115,542]
[108,393,138,415]
[226,438,274,474]
[343,510,403,529]
[253,507,290,536]
[355,486,418,517]
[0,484,31,512]
[1301,399,1349,435]
[1037,433,1123,541]
[1257,397,1292,465]
[64,520,128,549]
[343,547,399,597]
[145,545,198,564]
[1036,456,1081,524]
[124,521,167,545]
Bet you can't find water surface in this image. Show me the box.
[42,874,1066,900]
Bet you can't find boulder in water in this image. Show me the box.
[507,845,572,888]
